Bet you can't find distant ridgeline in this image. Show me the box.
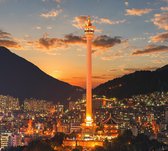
[0,46,168,104]
[94,65,168,99]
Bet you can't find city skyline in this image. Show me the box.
[0,0,168,88]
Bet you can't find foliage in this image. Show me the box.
[2,146,25,151]
[94,130,165,151]
[23,139,54,151]
[50,132,66,146]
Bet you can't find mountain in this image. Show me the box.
[156,64,168,72]
[0,46,84,104]
[94,65,168,99]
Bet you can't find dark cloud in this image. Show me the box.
[132,45,168,55]
[93,35,122,49]
[0,30,11,39]
[35,34,85,49]
[0,30,21,48]
[64,34,85,44]
[38,37,64,49]
[124,67,157,72]
[31,34,122,51]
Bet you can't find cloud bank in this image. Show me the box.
[126,8,152,16]
[0,30,21,48]
[30,34,122,52]
[150,32,168,43]
[40,9,62,18]
[132,45,168,55]
[152,12,168,30]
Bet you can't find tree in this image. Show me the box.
[132,133,150,151]
[72,148,80,151]
[104,130,135,151]
[3,146,25,151]
[50,132,65,146]
[24,140,54,151]
[94,146,106,151]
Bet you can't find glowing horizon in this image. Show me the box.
[0,0,168,88]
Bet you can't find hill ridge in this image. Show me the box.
[0,46,83,104]
[94,65,168,99]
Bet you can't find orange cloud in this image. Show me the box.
[40,9,62,18]
[68,74,114,88]
[0,30,21,49]
[98,18,113,24]
[152,12,168,30]
[160,7,168,11]
[72,16,126,29]
[72,16,87,29]
[132,45,168,55]
[95,17,126,25]
[150,32,168,43]
[126,8,152,16]
[55,0,61,3]
[163,0,168,3]
[101,52,125,61]
[0,40,20,48]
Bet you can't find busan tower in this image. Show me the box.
[81,16,96,138]
[85,16,95,126]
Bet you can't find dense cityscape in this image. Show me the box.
[0,0,168,151]
[0,91,167,150]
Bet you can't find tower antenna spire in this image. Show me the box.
[87,16,92,26]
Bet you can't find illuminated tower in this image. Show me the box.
[84,17,95,126]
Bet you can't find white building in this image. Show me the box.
[0,131,12,150]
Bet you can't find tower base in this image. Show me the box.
[81,121,97,140]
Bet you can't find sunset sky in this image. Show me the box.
[0,0,168,88]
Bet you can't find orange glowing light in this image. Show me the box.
[152,120,159,135]
[85,116,93,126]
[25,119,34,135]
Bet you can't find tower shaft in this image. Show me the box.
[86,36,92,120]
[84,16,95,126]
